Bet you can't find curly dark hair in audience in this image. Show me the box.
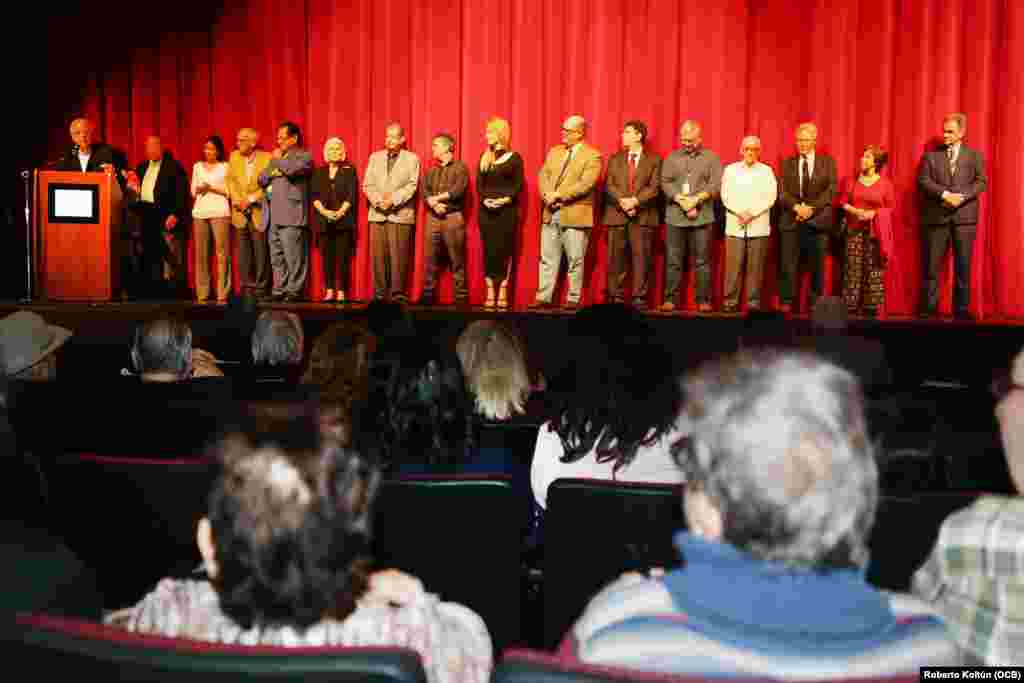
[205,403,380,630]
[551,304,683,472]
[357,348,476,468]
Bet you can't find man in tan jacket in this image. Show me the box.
[363,122,421,302]
[227,128,272,299]
[531,115,602,309]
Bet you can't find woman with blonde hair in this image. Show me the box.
[312,137,358,302]
[456,320,531,421]
[477,117,524,309]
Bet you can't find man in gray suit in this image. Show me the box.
[917,112,988,319]
[259,121,313,302]
[363,123,420,302]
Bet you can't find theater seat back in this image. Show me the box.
[3,613,426,682]
[47,455,218,609]
[543,479,685,649]
[373,475,521,649]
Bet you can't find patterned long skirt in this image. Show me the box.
[843,229,886,314]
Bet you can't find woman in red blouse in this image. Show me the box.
[840,145,894,315]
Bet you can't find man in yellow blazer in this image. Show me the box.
[531,115,603,309]
[227,128,272,299]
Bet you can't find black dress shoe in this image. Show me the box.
[919,308,935,318]
[282,294,302,303]
[562,300,579,310]
[527,300,551,310]
[954,310,975,321]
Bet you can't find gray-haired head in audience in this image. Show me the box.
[132,318,193,381]
[252,311,304,367]
[675,349,877,570]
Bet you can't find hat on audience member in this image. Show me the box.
[0,311,72,376]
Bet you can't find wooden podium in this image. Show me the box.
[35,170,123,301]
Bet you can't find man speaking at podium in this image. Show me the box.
[56,118,120,174]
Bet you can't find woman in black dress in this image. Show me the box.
[477,117,524,309]
[311,137,358,302]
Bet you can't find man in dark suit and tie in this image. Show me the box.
[603,120,661,307]
[917,112,988,319]
[776,122,838,314]
[129,136,189,298]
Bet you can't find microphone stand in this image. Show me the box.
[21,169,33,303]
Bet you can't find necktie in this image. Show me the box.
[800,155,809,198]
[947,146,956,178]
[628,154,637,194]
[554,148,573,189]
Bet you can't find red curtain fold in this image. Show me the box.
[43,0,1022,317]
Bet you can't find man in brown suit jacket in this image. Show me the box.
[226,128,272,298]
[363,123,421,302]
[531,115,603,309]
[603,120,661,308]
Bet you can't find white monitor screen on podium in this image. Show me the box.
[53,188,95,219]
[48,183,100,224]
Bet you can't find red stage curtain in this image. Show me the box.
[45,0,1023,316]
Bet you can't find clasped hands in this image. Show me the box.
[542,190,563,208]
[319,204,348,222]
[942,191,966,208]
[674,193,700,220]
[376,192,394,211]
[427,194,448,215]
[619,196,640,217]
[851,207,877,221]
[793,202,815,222]
[483,196,509,210]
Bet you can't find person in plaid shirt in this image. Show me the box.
[912,347,1024,665]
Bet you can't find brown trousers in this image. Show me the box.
[606,223,654,305]
[422,212,467,302]
[723,236,769,308]
[194,217,232,302]
[371,221,414,300]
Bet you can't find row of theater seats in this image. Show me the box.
[0,612,929,682]
[15,453,981,654]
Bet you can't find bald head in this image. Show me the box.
[561,114,587,147]
[680,120,703,152]
[384,123,406,152]
[237,128,259,156]
[70,118,95,152]
[145,136,163,162]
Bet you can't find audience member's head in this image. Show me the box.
[131,318,193,382]
[811,296,849,333]
[199,403,379,629]
[995,347,1024,493]
[552,304,683,472]
[675,350,877,570]
[0,311,72,381]
[251,311,304,367]
[359,347,475,468]
[456,320,531,421]
[302,322,377,446]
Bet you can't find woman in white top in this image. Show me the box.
[192,135,232,303]
[530,304,686,509]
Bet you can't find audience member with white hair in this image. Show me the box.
[912,346,1024,665]
[568,350,955,675]
[720,136,777,312]
[251,311,305,381]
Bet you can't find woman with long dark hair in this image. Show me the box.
[530,305,686,509]
[192,135,232,304]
